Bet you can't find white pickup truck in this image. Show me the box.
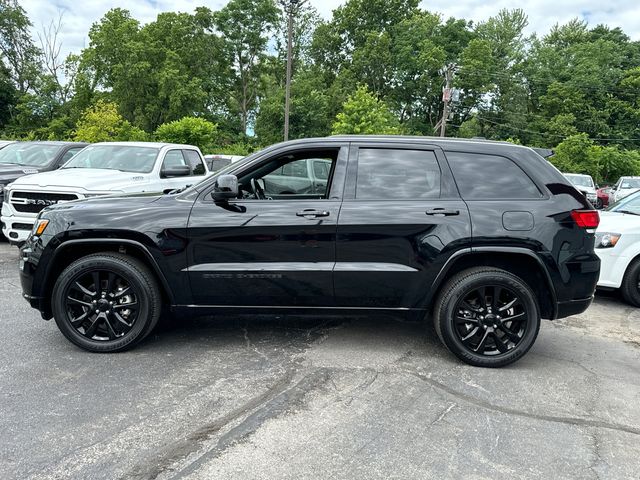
[1,141,210,244]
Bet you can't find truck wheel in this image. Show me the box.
[52,253,162,352]
[621,259,640,307]
[433,267,541,368]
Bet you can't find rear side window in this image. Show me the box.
[356,148,441,200]
[446,152,542,200]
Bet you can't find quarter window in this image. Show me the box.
[446,152,542,200]
[355,148,441,200]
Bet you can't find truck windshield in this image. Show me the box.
[565,174,594,188]
[0,143,62,167]
[63,145,159,173]
[621,178,640,189]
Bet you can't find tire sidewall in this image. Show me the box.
[52,256,154,352]
[622,260,640,307]
[438,271,541,367]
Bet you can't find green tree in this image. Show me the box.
[332,85,400,135]
[73,100,147,142]
[155,117,218,151]
[215,0,279,135]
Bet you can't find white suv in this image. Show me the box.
[1,142,209,244]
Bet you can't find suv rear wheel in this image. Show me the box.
[52,253,162,352]
[433,267,541,368]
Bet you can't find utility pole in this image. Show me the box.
[282,0,306,142]
[439,63,456,137]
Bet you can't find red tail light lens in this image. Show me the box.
[571,210,600,229]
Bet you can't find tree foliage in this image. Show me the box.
[155,117,217,151]
[332,85,400,135]
[73,100,147,143]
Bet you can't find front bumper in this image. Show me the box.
[595,247,628,289]
[2,201,36,243]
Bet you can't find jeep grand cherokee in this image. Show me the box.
[19,136,600,367]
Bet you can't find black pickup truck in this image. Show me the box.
[19,136,600,367]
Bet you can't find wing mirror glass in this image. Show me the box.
[212,174,239,201]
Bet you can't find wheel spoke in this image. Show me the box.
[476,287,487,309]
[113,286,131,298]
[492,286,503,311]
[492,332,509,353]
[74,281,96,297]
[461,300,481,313]
[456,315,479,325]
[113,311,132,328]
[104,316,118,340]
[70,310,91,327]
[91,271,100,293]
[497,324,520,342]
[67,296,93,308]
[498,297,517,312]
[106,272,116,295]
[461,327,480,343]
[113,301,138,309]
[474,329,490,353]
[501,312,525,323]
[84,317,101,338]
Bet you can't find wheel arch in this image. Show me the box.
[427,247,557,320]
[39,239,175,319]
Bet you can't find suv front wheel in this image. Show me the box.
[433,267,541,368]
[52,253,162,352]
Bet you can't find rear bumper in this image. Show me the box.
[555,296,593,319]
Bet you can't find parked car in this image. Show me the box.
[595,190,640,306]
[2,142,209,244]
[19,136,600,367]
[204,154,244,172]
[610,176,640,203]
[563,173,598,206]
[596,186,612,209]
[0,141,88,239]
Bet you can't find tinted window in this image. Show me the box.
[446,152,542,200]
[184,149,206,175]
[281,159,308,178]
[356,148,441,200]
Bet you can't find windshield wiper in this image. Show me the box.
[616,209,640,216]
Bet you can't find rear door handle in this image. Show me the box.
[426,208,460,216]
[296,209,330,218]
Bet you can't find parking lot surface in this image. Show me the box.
[1,241,639,480]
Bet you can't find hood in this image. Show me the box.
[597,211,640,233]
[0,164,43,183]
[8,168,151,192]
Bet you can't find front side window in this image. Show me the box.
[446,151,542,200]
[63,145,160,173]
[355,148,441,200]
[237,150,338,200]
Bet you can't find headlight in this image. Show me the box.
[31,219,50,236]
[595,232,621,249]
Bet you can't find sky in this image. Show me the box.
[19,0,640,60]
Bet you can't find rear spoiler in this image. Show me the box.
[532,147,554,159]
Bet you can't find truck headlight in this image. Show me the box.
[595,232,621,248]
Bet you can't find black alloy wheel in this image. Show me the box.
[621,259,640,307]
[64,269,139,341]
[52,253,161,352]
[453,285,528,356]
[433,267,541,367]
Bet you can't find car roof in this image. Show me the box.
[91,141,199,149]
[7,141,88,146]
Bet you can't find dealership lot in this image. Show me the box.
[0,242,639,480]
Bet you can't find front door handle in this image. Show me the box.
[426,208,460,216]
[296,209,330,218]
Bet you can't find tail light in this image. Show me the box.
[571,210,600,229]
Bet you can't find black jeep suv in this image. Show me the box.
[19,136,600,367]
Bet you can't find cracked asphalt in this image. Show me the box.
[1,241,639,480]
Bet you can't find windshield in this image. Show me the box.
[63,145,159,173]
[0,143,62,167]
[620,178,640,189]
[607,190,640,214]
[565,174,594,188]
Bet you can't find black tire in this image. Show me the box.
[52,253,162,352]
[621,259,640,307]
[433,267,541,368]
[596,198,603,209]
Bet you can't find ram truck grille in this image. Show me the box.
[10,191,79,213]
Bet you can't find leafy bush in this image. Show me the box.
[73,100,148,142]
[332,86,400,135]
[155,117,217,152]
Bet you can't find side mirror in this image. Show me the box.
[212,174,238,201]
[162,165,191,178]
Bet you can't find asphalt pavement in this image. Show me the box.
[1,241,639,480]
